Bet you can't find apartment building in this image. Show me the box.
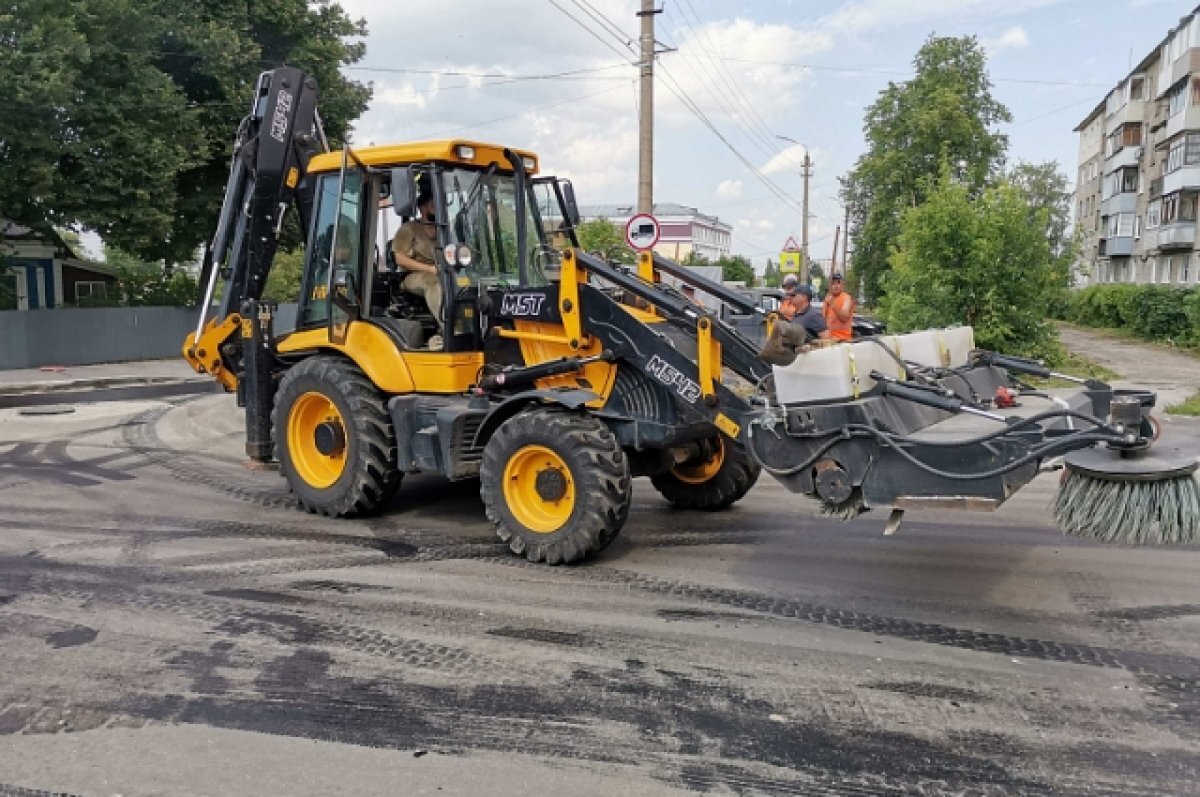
[576,203,733,262]
[1074,7,1200,287]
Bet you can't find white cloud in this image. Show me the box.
[376,82,428,109]
[761,144,808,177]
[986,26,1031,53]
[657,18,832,124]
[737,217,777,233]
[759,144,834,177]
[822,0,1069,35]
[715,179,743,198]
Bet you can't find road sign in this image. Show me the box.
[625,213,660,251]
[781,235,801,252]
[779,251,803,274]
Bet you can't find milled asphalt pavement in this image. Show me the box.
[0,329,1197,796]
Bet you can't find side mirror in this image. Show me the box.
[560,179,581,226]
[391,167,415,217]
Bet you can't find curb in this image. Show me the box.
[0,375,207,397]
[0,377,218,409]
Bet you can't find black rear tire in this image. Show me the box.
[480,410,631,564]
[272,356,401,517]
[650,436,760,511]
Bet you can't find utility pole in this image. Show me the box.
[841,205,850,276]
[801,151,812,283]
[637,0,659,215]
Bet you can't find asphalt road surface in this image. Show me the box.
[1,393,1199,796]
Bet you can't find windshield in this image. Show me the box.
[442,167,548,288]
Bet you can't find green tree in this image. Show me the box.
[1008,161,1075,261]
[681,250,709,267]
[576,219,634,265]
[104,246,197,306]
[716,254,754,285]
[761,258,781,288]
[840,36,1011,302]
[884,169,1065,358]
[0,0,370,269]
[262,247,307,304]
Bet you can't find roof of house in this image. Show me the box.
[577,203,729,228]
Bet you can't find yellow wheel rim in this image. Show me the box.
[503,444,575,533]
[287,391,347,489]
[673,437,725,485]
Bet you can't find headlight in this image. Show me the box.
[522,156,536,171]
[455,244,473,267]
[443,243,473,267]
[456,144,476,160]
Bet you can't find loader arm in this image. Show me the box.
[184,67,324,389]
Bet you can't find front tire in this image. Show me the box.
[480,410,631,564]
[650,435,760,511]
[273,356,401,517]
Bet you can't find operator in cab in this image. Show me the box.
[391,189,444,349]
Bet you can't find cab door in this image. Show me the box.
[297,147,367,344]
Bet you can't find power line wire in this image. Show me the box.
[671,0,787,158]
[546,0,637,64]
[696,54,1110,88]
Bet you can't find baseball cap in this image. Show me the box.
[781,274,799,287]
[831,271,844,280]
[792,284,814,299]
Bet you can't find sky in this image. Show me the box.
[81,0,1195,267]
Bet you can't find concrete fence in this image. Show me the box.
[0,304,300,370]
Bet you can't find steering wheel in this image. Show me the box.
[530,244,563,279]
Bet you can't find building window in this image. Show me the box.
[1122,123,1142,148]
[1147,199,1162,228]
[1131,75,1146,101]
[1163,191,1199,224]
[75,281,107,303]
[1184,255,1192,283]
[1163,257,1173,284]
[1169,81,1188,116]
[1192,77,1200,108]
[1163,134,1200,172]
[1106,213,1135,237]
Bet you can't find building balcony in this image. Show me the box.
[1163,106,1200,141]
[1100,236,1135,257]
[1169,47,1200,87]
[1163,165,1200,194]
[1105,146,1141,171]
[1157,222,1196,249]
[1105,100,1146,135]
[1102,192,1137,215]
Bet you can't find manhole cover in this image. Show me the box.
[17,405,76,416]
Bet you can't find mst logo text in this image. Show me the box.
[499,293,547,317]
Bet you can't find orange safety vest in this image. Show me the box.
[823,292,854,341]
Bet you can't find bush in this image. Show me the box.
[1065,284,1198,345]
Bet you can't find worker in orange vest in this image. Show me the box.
[822,272,854,341]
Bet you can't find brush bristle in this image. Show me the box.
[1053,470,1200,544]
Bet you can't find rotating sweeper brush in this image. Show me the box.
[1053,396,1200,545]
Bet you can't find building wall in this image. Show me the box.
[1075,8,1200,288]
[579,204,733,261]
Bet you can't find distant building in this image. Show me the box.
[1073,6,1200,287]
[1,221,116,310]
[577,203,733,261]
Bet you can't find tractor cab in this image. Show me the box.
[292,141,581,354]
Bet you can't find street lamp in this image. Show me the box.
[776,134,812,283]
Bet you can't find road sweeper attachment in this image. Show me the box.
[743,326,1199,544]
